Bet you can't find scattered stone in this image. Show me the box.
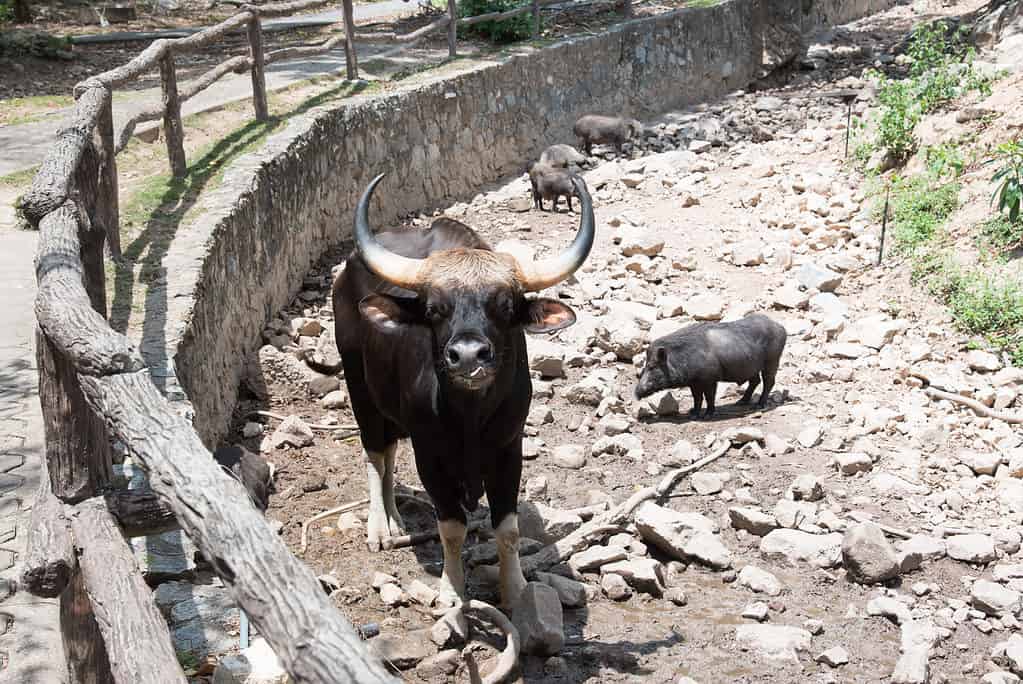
[687,293,726,321]
[213,638,288,684]
[789,474,824,502]
[816,646,849,668]
[601,558,665,597]
[691,471,725,495]
[370,630,433,669]
[743,601,770,621]
[732,241,766,266]
[734,624,811,662]
[371,572,398,589]
[536,572,588,608]
[379,583,407,607]
[972,580,1022,616]
[898,536,946,561]
[242,422,263,438]
[552,444,586,469]
[968,350,1003,373]
[269,416,314,449]
[513,583,564,656]
[796,263,842,292]
[519,502,583,545]
[601,573,633,601]
[569,545,629,572]
[729,507,778,536]
[430,608,469,648]
[867,596,912,624]
[666,587,688,606]
[760,529,843,568]
[407,579,439,607]
[835,452,873,475]
[416,650,461,678]
[797,422,824,448]
[738,565,783,596]
[320,390,348,409]
[947,534,998,565]
[842,522,901,585]
[891,619,939,684]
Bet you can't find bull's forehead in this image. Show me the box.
[420,249,523,291]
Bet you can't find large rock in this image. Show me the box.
[892,619,939,684]
[732,241,766,266]
[729,508,778,536]
[635,502,729,568]
[269,415,315,449]
[760,529,843,568]
[734,624,811,663]
[529,338,568,378]
[738,565,783,596]
[992,634,1023,675]
[842,522,901,585]
[947,534,998,564]
[370,631,434,670]
[602,558,665,596]
[513,582,565,656]
[213,638,289,684]
[519,502,583,545]
[687,293,725,321]
[594,320,647,360]
[680,531,732,570]
[620,229,665,257]
[568,545,628,572]
[565,369,617,406]
[796,263,842,292]
[155,579,238,661]
[536,572,588,608]
[972,580,1023,616]
[839,315,906,350]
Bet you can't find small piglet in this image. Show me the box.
[635,314,786,418]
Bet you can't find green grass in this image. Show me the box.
[0,165,37,188]
[0,94,73,126]
[885,171,1023,364]
[977,215,1022,256]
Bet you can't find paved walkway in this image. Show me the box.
[0,228,66,683]
[0,0,422,177]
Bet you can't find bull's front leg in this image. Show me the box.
[365,443,405,551]
[486,440,528,609]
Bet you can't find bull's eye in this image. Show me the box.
[425,299,451,321]
[490,292,515,324]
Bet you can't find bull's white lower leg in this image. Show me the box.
[437,519,467,606]
[365,445,402,551]
[495,514,528,608]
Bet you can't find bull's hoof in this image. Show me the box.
[737,397,752,406]
[366,509,405,552]
[687,407,701,418]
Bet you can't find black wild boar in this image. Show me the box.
[527,161,578,212]
[539,143,588,170]
[572,115,644,156]
[635,314,786,418]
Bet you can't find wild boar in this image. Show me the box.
[572,115,644,156]
[539,143,588,170]
[635,314,786,418]
[527,161,578,212]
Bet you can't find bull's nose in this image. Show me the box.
[445,337,493,373]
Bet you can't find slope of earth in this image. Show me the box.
[226,2,1023,682]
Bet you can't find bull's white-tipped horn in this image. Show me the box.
[354,173,424,289]
[514,175,595,292]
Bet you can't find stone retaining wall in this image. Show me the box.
[153,0,899,444]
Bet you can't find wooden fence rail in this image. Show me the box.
[17,0,642,677]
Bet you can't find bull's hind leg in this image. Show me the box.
[365,444,405,551]
[739,375,760,405]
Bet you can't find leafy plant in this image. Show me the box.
[978,215,1020,253]
[923,141,965,180]
[986,140,1023,223]
[885,175,959,250]
[458,0,533,43]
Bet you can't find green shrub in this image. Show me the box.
[871,74,919,161]
[458,0,533,43]
[886,176,959,250]
[0,30,72,59]
[986,139,1023,224]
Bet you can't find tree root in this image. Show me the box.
[522,439,732,577]
[923,387,1023,424]
[247,409,361,432]
[300,499,369,553]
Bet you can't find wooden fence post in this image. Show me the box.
[96,93,120,258]
[447,0,457,58]
[623,0,632,18]
[158,52,187,178]
[247,16,269,121]
[61,570,114,684]
[532,0,540,38]
[340,0,359,80]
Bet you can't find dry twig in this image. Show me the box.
[247,409,360,431]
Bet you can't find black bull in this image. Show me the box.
[332,173,595,607]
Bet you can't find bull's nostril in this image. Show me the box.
[447,348,460,366]
[477,346,493,362]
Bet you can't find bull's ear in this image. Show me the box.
[522,298,576,333]
[359,294,420,333]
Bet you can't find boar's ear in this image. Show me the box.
[359,294,422,334]
[521,298,576,333]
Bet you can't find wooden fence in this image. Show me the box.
[14,0,638,678]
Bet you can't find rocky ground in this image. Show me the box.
[153,1,1023,682]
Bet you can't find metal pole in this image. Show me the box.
[877,185,890,266]
[844,100,852,159]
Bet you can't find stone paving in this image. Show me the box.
[0,228,66,681]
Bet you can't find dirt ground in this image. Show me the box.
[221,2,1023,682]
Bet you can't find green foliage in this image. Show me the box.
[986,139,1023,224]
[0,30,72,59]
[458,0,533,43]
[885,175,959,251]
[979,215,1021,253]
[858,23,996,165]
[923,141,965,180]
[0,1,13,22]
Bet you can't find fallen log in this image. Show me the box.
[924,386,1023,424]
[21,477,75,598]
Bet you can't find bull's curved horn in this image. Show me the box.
[515,175,595,292]
[354,173,424,289]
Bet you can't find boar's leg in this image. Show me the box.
[688,386,703,417]
[759,365,779,409]
[739,375,760,405]
[703,382,718,417]
[566,193,574,213]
